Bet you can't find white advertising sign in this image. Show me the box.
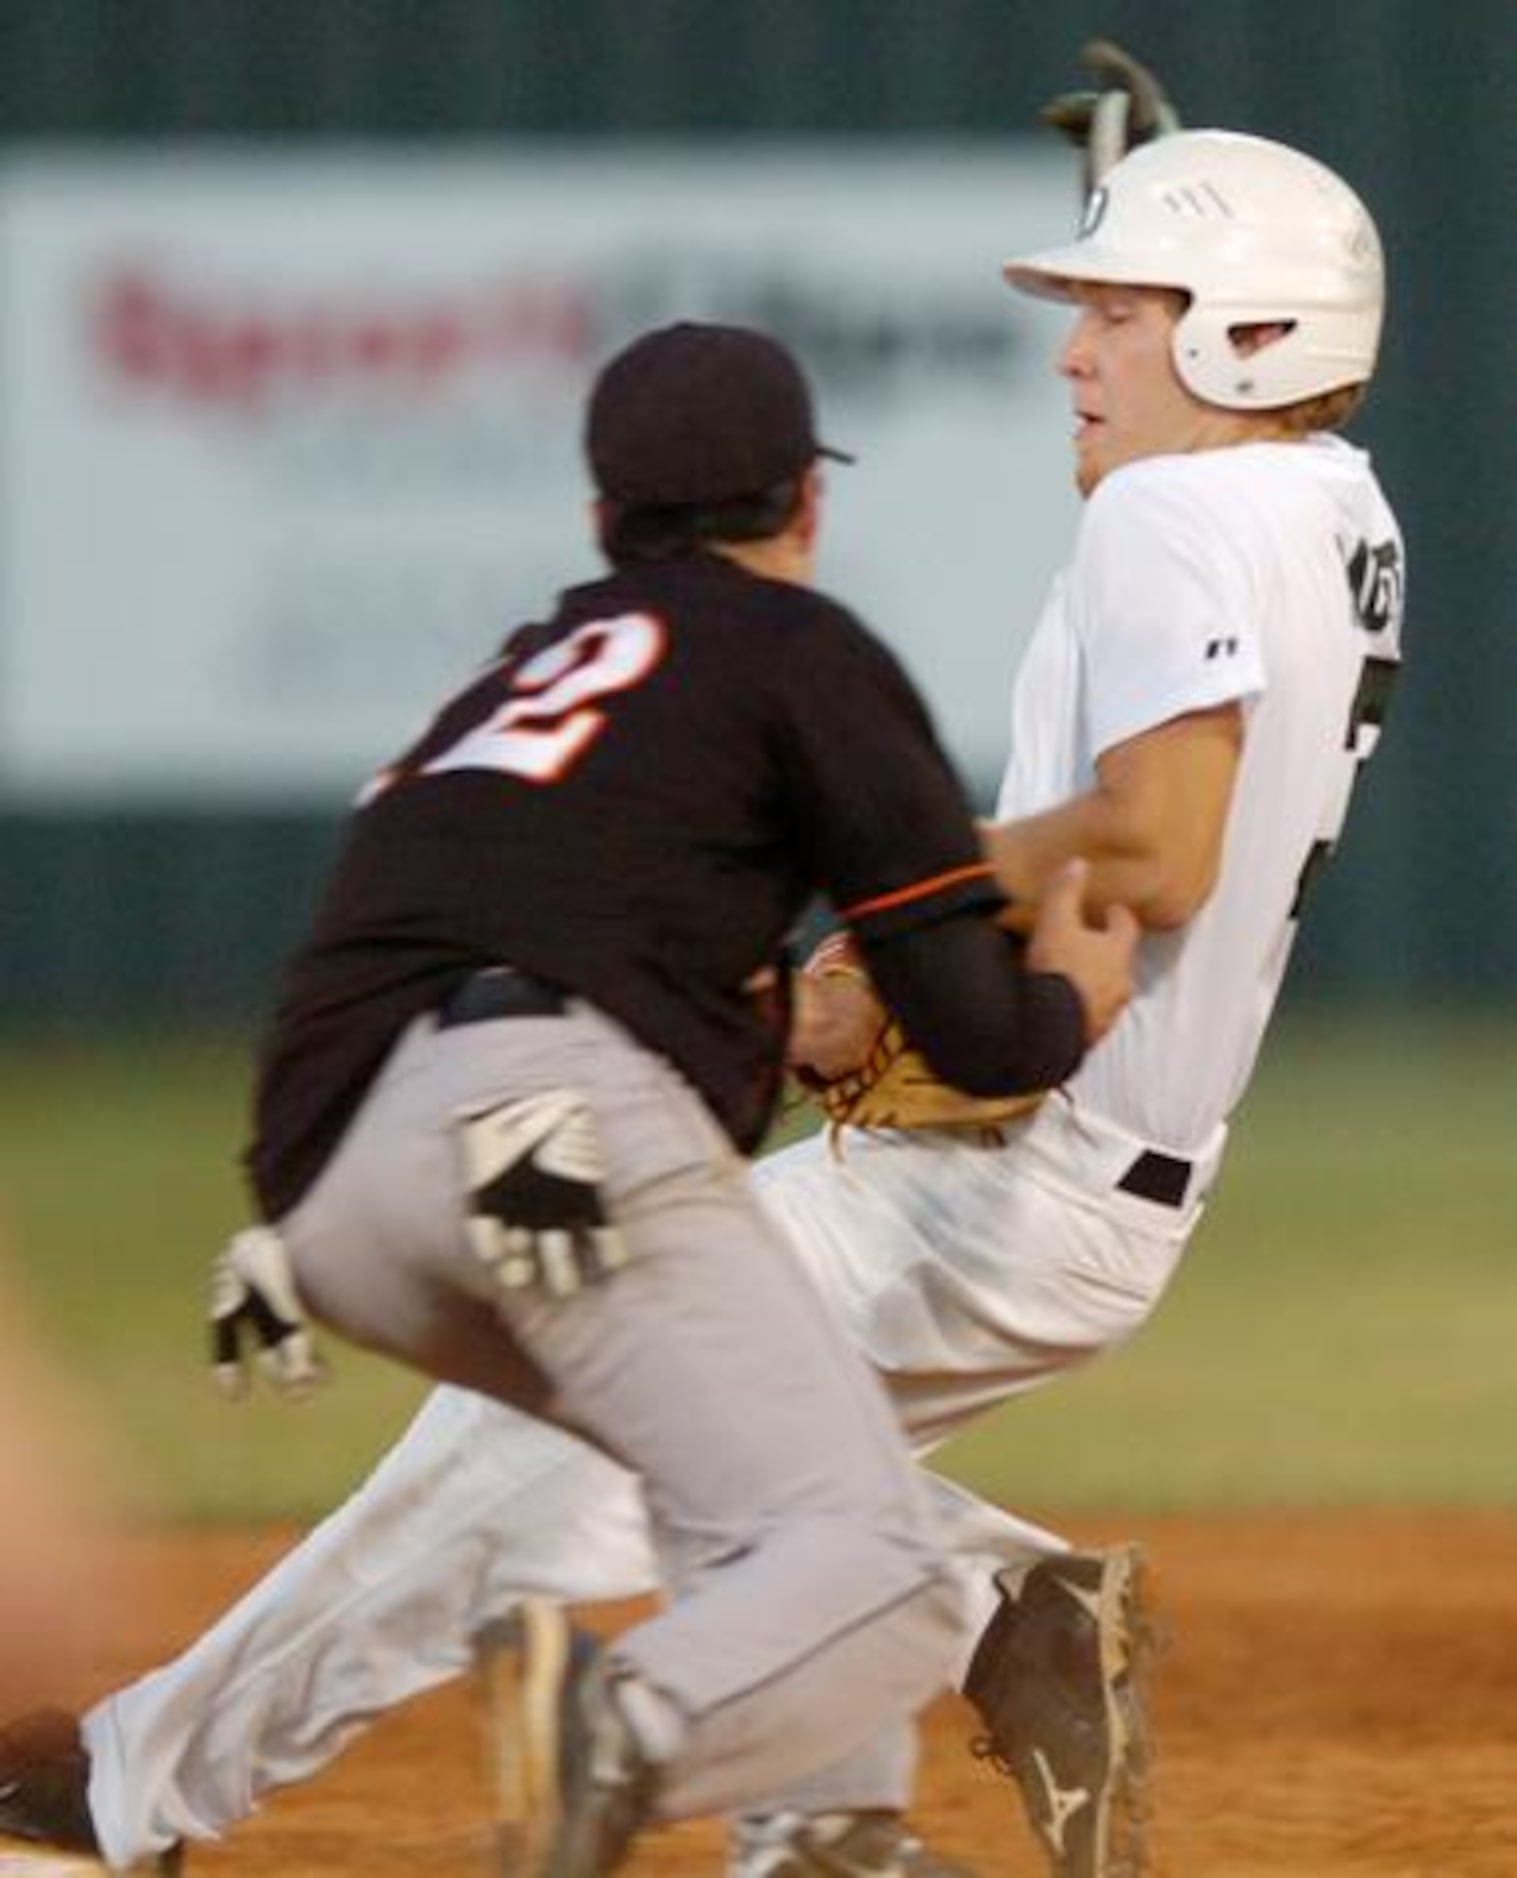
[0,146,1081,803]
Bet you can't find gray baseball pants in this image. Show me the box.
[278,998,964,1820]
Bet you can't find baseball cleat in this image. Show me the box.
[963,1545,1157,1878]
[728,1810,979,1878]
[0,1710,181,1874]
[474,1599,655,1878]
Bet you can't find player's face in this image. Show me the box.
[1057,284,1238,496]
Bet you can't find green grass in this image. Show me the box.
[0,1036,428,1521]
[0,1014,1512,1521]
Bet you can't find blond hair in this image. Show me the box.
[1268,381,1367,437]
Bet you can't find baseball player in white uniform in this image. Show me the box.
[0,126,1404,1878]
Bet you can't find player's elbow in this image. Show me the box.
[920,1031,1045,1098]
[1138,865,1217,930]
[867,919,1086,1098]
[1133,844,1224,930]
[1104,795,1225,929]
[912,976,1084,1096]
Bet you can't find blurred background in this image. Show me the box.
[0,0,1511,1523]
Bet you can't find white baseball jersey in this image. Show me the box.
[998,435,1404,1154]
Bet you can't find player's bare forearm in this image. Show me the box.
[981,704,1243,932]
[981,798,1168,929]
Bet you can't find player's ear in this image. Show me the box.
[796,463,823,547]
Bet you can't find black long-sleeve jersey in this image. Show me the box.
[249,552,1083,1219]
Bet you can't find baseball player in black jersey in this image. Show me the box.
[200,324,1136,1878]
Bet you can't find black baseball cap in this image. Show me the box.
[585,321,854,507]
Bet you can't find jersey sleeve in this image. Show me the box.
[1071,466,1267,760]
[772,611,1006,944]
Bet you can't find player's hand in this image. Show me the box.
[209,1225,330,1401]
[788,933,888,1080]
[1027,859,1139,1045]
[789,970,887,1080]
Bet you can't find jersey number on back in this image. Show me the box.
[1290,536,1403,918]
[423,613,667,784]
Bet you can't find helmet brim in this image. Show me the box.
[1003,242,1184,303]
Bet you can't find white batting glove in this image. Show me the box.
[458,1089,628,1302]
[209,1226,330,1401]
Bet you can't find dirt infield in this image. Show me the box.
[29,1509,1517,1877]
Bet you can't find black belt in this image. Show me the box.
[1116,1148,1193,1209]
[437,967,567,1029]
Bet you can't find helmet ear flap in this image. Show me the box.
[1170,303,1261,406]
[1172,302,1380,410]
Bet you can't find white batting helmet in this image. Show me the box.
[1004,129,1384,409]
